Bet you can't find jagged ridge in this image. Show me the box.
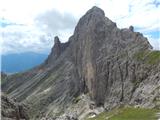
[2,6,160,119]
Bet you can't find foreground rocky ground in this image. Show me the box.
[1,93,29,120]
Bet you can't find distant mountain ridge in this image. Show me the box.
[1,52,48,73]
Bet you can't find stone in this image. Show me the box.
[129,25,134,32]
[1,93,29,120]
[2,6,160,119]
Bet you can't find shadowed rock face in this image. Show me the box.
[52,36,62,59]
[45,36,70,64]
[2,6,160,119]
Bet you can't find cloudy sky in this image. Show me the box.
[0,0,160,55]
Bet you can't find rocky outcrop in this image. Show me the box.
[2,6,160,119]
[45,36,70,64]
[1,93,29,120]
[53,36,62,58]
[69,6,153,106]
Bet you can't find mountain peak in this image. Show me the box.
[74,6,108,38]
[2,6,159,120]
[86,6,105,16]
[54,36,61,44]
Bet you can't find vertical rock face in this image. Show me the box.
[2,6,160,119]
[53,36,62,59]
[71,7,118,105]
[45,36,70,64]
[70,6,153,106]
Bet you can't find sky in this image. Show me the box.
[0,0,160,55]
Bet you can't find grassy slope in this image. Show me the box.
[87,107,160,120]
[134,50,160,65]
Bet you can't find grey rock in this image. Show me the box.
[2,6,160,119]
[129,26,134,32]
[1,93,29,120]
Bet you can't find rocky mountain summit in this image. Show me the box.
[2,6,160,119]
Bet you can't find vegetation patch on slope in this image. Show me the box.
[134,50,160,65]
[87,107,160,120]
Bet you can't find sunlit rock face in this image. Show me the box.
[2,6,159,119]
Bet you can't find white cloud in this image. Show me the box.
[1,24,53,54]
[0,0,159,55]
[35,9,76,36]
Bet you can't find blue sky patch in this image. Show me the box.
[0,18,23,28]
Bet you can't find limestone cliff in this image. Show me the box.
[2,6,160,119]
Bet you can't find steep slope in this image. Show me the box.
[2,6,160,119]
